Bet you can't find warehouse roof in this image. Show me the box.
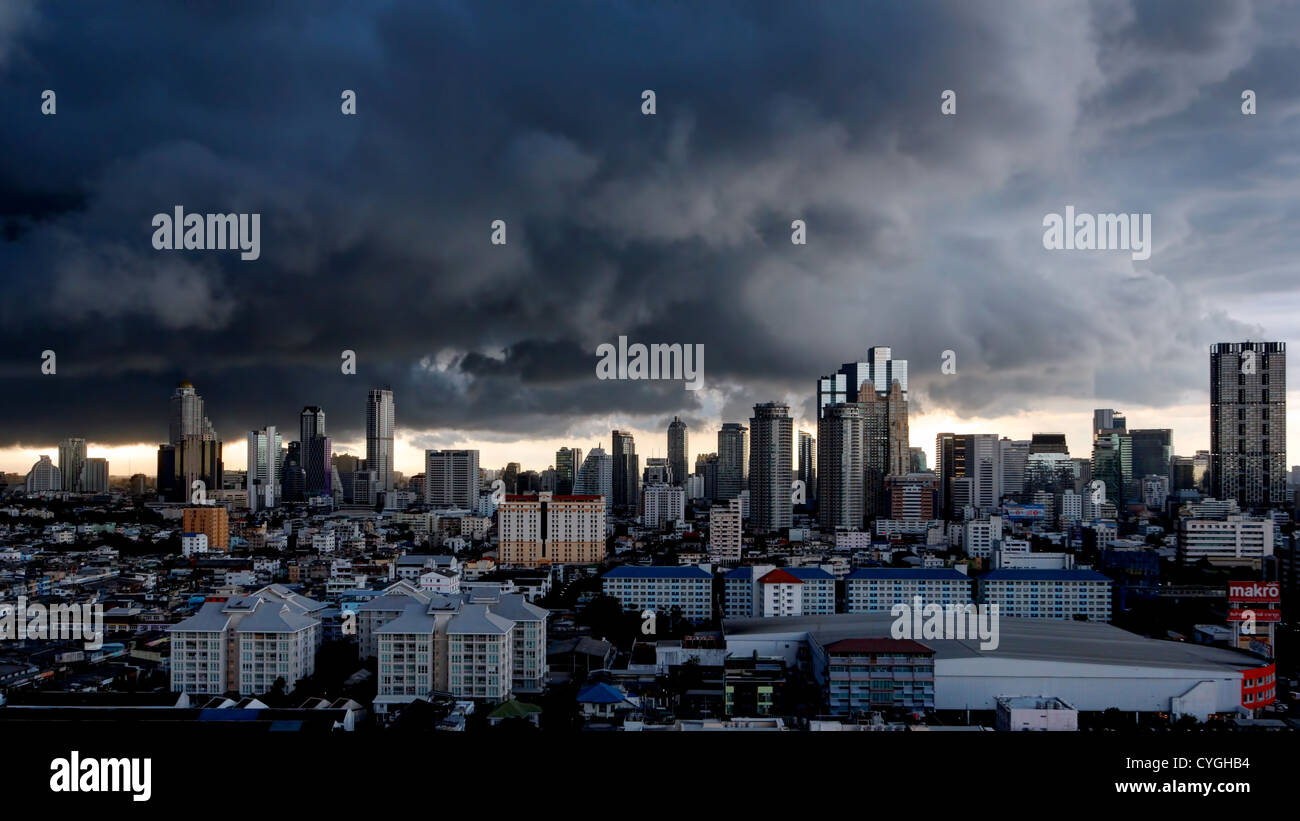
[723,613,1264,672]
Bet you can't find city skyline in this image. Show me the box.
[1,341,1290,483]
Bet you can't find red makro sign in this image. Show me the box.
[1228,581,1280,603]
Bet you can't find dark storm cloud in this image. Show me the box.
[0,0,1295,450]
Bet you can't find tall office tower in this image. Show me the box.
[861,380,908,519]
[1193,450,1212,494]
[1130,429,1173,489]
[817,345,908,419]
[1092,409,1126,439]
[426,449,481,508]
[79,458,108,493]
[574,447,613,509]
[169,381,216,443]
[908,446,927,473]
[161,382,222,502]
[503,462,521,494]
[748,403,793,535]
[1211,342,1286,509]
[934,433,1001,518]
[300,406,325,442]
[58,438,87,492]
[717,423,749,500]
[1029,433,1069,455]
[819,403,866,531]
[299,406,332,496]
[554,447,581,495]
[999,438,1031,501]
[1171,455,1197,492]
[281,441,305,502]
[668,416,689,487]
[365,388,395,494]
[695,453,719,501]
[611,431,638,509]
[968,434,1002,512]
[798,431,817,502]
[246,426,282,512]
[1091,433,1132,507]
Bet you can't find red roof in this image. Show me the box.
[758,568,804,585]
[826,638,933,655]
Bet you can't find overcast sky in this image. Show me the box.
[2,0,1300,476]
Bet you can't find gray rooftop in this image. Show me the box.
[723,613,1265,672]
[448,604,514,635]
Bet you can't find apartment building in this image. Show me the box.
[1178,509,1274,566]
[602,566,714,623]
[844,568,973,613]
[708,498,743,562]
[367,582,550,718]
[825,638,935,715]
[498,493,606,567]
[976,569,1112,622]
[169,585,326,696]
[723,565,836,618]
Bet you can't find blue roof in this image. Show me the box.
[724,566,833,581]
[979,569,1112,582]
[846,568,971,581]
[786,568,834,581]
[603,566,711,579]
[576,682,630,704]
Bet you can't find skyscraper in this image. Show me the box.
[160,381,222,502]
[246,426,282,512]
[554,447,582,495]
[1210,341,1286,508]
[749,402,793,535]
[717,423,748,501]
[817,346,908,418]
[300,406,332,497]
[818,403,865,531]
[1130,428,1173,490]
[999,438,1030,501]
[1092,409,1126,439]
[935,433,1001,518]
[695,453,719,501]
[668,416,689,487]
[365,389,395,494]
[611,430,638,509]
[798,431,817,502]
[426,449,480,508]
[79,458,109,494]
[862,380,908,518]
[58,437,86,493]
[575,447,613,509]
